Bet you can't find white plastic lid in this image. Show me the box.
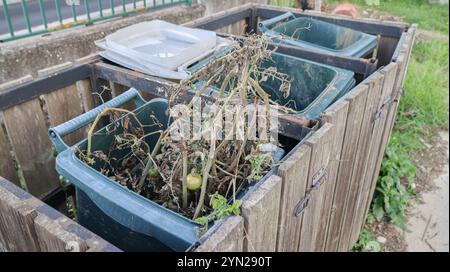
[104,20,217,70]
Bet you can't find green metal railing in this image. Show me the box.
[1,0,191,42]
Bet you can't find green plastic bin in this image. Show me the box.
[49,89,199,252]
[259,12,377,58]
[189,50,356,120]
[49,88,313,251]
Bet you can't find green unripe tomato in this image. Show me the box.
[148,168,159,178]
[187,173,202,191]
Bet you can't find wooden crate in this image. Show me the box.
[0,3,416,252]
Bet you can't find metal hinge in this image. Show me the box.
[374,95,392,121]
[293,167,328,217]
[294,193,311,217]
[312,167,328,188]
[393,88,404,103]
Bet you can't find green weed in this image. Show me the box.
[352,228,382,252]
[195,193,242,234]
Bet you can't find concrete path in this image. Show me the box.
[404,131,449,252]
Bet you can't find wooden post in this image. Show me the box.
[276,144,311,251]
[242,175,282,252]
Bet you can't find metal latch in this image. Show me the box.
[374,95,392,121]
[294,194,311,217]
[393,88,404,102]
[312,167,328,188]
[293,167,328,217]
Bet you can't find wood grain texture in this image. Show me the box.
[0,114,19,185]
[324,85,369,252]
[297,123,334,252]
[345,72,385,248]
[242,175,282,252]
[109,81,129,98]
[2,99,59,197]
[338,73,384,251]
[379,27,416,167]
[0,176,118,252]
[33,208,89,252]
[76,79,95,112]
[319,100,349,251]
[0,178,40,251]
[42,84,85,147]
[276,144,311,252]
[357,63,398,234]
[377,36,400,66]
[195,216,244,252]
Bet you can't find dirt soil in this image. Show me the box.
[366,131,449,252]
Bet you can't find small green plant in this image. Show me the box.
[370,135,417,229]
[352,229,382,252]
[195,193,242,234]
[246,153,274,182]
[59,175,77,220]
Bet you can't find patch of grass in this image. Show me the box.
[399,40,449,132]
[329,0,449,34]
[271,0,296,7]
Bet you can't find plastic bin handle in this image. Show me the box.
[49,88,145,153]
[258,12,296,33]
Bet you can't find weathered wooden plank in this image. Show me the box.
[109,81,136,111]
[0,114,19,185]
[338,72,384,251]
[42,84,85,147]
[33,208,88,252]
[32,200,119,252]
[109,81,129,98]
[323,85,369,251]
[0,176,119,252]
[2,99,59,197]
[356,64,398,235]
[242,175,282,252]
[318,100,349,251]
[276,144,311,252]
[297,123,334,252]
[384,26,416,137]
[345,72,385,249]
[357,30,415,235]
[195,216,244,252]
[0,177,40,251]
[377,36,400,66]
[76,79,95,112]
[378,27,416,165]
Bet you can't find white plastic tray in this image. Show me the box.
[104,20,217,70]
[96,37,230,80]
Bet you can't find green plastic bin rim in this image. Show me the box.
[259,12,378,58]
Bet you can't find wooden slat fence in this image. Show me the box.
[0,4,416,251]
